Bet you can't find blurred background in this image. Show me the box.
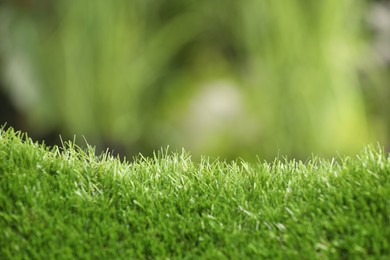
[0,0,389,161]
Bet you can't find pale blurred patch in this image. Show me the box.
[180,80,257,157]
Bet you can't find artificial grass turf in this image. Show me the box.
[0,128,389,259]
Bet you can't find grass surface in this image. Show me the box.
[0,127,389,259]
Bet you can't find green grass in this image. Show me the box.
[0,127,389,259]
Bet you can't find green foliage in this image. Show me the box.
[1,127,389,258]
[241,0,373,157]
[0,0,385,160]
